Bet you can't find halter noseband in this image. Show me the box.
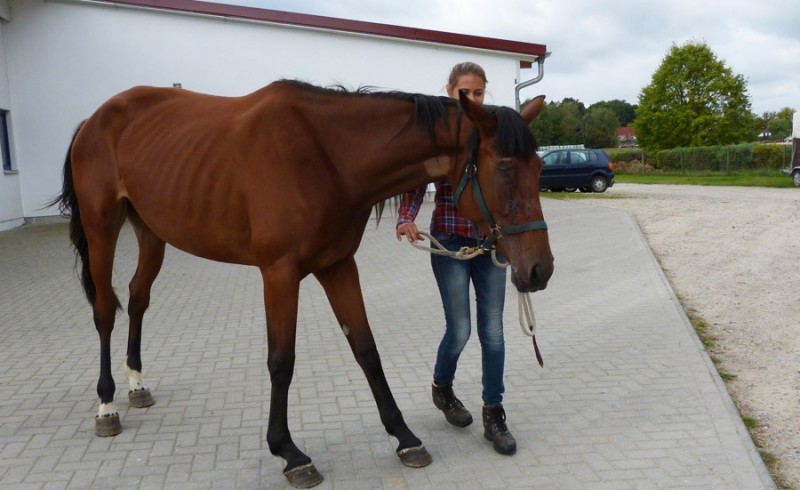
[452,111,548,251]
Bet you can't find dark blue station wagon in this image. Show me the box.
[538,148,615,193]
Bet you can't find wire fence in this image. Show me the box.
[607,143,795,174]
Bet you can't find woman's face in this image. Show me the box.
[447,74,486,106]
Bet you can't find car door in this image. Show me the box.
[565,150,595,188]
[539,150,568,189]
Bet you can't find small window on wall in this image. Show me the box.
[1,110,13,172]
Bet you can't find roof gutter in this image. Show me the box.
[78,0,547,59]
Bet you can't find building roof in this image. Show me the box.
[91,0,547,59]
[616,127,636,138]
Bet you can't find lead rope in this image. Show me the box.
[518,288,544,367]
[410,231,544,367]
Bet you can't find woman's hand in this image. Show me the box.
[396,222,422,243]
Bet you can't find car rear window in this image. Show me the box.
[571,151,598,164]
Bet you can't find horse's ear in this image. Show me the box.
[459,90,496,133]
[520,95,545,123]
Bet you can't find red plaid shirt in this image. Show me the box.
[397,181,478,239]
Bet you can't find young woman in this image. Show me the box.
[396,61,516,455]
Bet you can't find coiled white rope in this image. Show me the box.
[410,231,486,260]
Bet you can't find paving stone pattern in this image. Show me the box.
[0,200,775,489]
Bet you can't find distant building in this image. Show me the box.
[616,127,637,147]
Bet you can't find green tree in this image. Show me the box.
[776,107,796,121]
[588,100,636,127]
[755,112,773,139]
[528,101,558,146]
[756,107,796,140]
[527,98,585,146]
[636,41,755,150]
[555,99,584,144]
[582,107,619,148]
[772,107,796,140]
[766,117,792,141]
[527,98,634,147]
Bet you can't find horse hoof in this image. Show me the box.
[284,463,323,488]
[128,388,155,408]
[396,445,432,468]
[95,413,121,437]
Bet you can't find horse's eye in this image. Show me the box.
[497,158,514,173]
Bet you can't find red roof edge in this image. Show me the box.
[92,0,547,58]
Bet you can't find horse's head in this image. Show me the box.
[453,92,553,293]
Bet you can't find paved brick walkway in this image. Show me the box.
[0,200,775,489]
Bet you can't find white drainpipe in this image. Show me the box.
[515,52,551,111]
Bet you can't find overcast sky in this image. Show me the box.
[206,0,799,115]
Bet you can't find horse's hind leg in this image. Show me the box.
[83,207,127,437]
[314,257,432,469]
[124,219,165,409]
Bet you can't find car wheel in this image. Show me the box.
[590,175,608,193]
[793,170,800,187]
[564,187,577,193]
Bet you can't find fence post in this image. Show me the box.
[726,147,729,174]
[642,150,645,174]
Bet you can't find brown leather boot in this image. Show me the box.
[482,403,517,455]
[431,383,473,427]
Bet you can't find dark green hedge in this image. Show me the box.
[752,144,793,169]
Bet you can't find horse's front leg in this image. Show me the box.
[314,257,432,468]
[261,265,323,489]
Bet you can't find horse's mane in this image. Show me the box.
[490,106,539,157]
[279,79,458,147]
[278,80,538,223]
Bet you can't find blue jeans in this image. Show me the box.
[430,233,507,405]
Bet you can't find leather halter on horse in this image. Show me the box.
[450,109,547,367]
[452,109,548,251]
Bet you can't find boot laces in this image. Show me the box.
[490,408,509,434]
[447,397,465,410]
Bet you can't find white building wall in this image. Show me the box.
[0,17,24,231]
[3,0,534,225]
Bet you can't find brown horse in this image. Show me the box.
[53,80,553,488]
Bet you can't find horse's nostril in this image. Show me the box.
[530,263,551,292]
[530,264,541,290]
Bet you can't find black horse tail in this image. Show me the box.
[373,195,401,227]
[49,121,103,308]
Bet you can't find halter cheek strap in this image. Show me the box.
[451,111,548,368]
[452,123,547,250]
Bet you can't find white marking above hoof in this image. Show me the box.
[124,357,147,392]
[98,402,118,418]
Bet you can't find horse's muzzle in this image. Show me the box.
[511,260,553,293]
